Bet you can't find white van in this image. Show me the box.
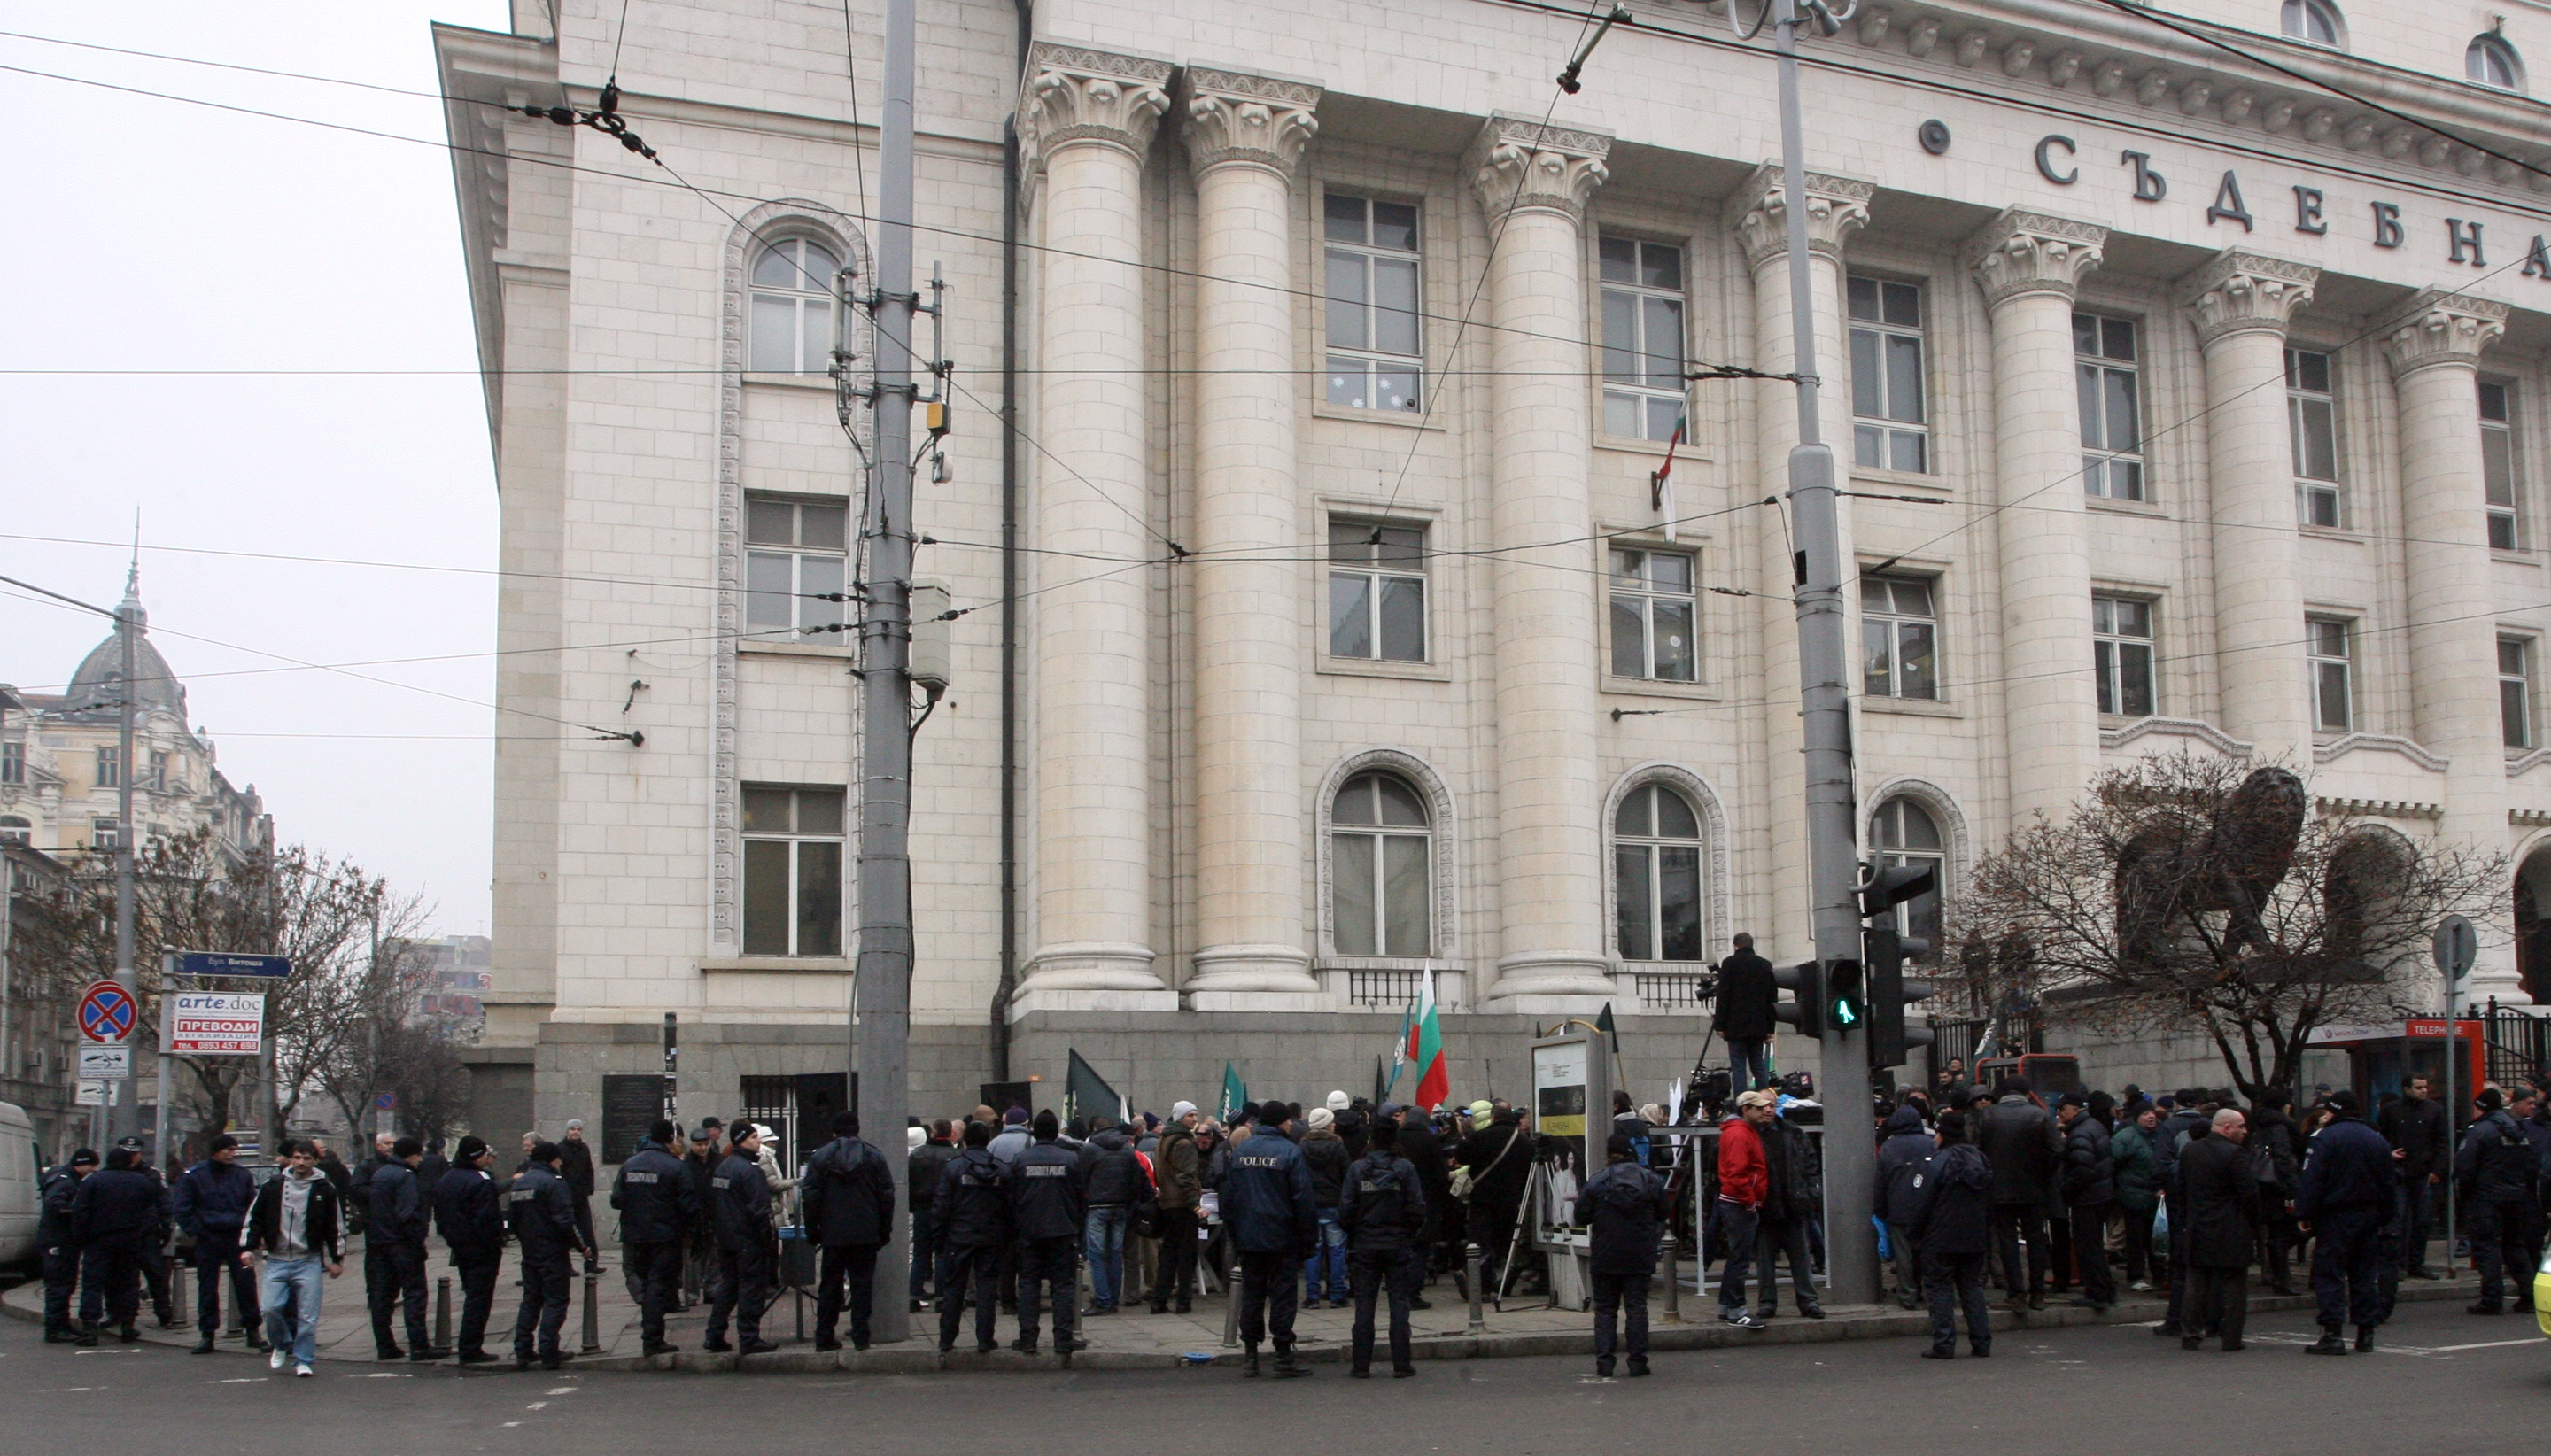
[0,1101,37,1266]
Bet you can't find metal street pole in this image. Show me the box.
[852,0,919,1346]
[110,573,140,1149]
[1768,0,1878,1305]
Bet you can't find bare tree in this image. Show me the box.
[1946,751,2508,1100]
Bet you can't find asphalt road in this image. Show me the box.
[6,1299,2543,1456]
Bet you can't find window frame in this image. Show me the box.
[2503,635,2534,749]
[0,815,28,846]
[1597,235,1690,444]
[2075,312,2145,501]
[1860,574,1942,701]
[1330,771,1434,959]
[95,747,120,790]
[2482,379,2522,552]
[1322,191,1426,415]
[91,817,120,853]
[743,493,853,643]
[2281,0,2345,48]
[2287,348,2343,528]
[740,784,848,958]
[1609,546,1700,683]
[1327,517,1430,664]
[747,236,844,377]
[0,740,21,785]
[1848,275,1932,474]
[2470,32,2524,90]
[2091,592,2158,718]
[2308,616,2355,733]
[1613,782,1706,964]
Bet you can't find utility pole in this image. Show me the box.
[110,569,140,1150]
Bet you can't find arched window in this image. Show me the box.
[2470,32,2524,90]
[1873,797,1945,955]
[2281,0,2343,47]
[1615,783,1702,962]
[1332,772,1431,956]
[749,238,841,375]
[0,816,28,846]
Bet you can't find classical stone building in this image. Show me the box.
[437,0,2551,1132]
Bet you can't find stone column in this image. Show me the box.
[1733,165,1869,964]
[2182,251,2319,765]
[1017,45,1175,1004]
[1969,210,2105,825]
[1469,114,1614,1003]
[1181,69,1323,1002]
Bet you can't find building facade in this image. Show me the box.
[438,0,2551,1129]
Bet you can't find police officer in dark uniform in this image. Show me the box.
[115,1137,177,1328]
[37,1149,96,1342]
[508,1141,590,1370]
[430,1136,507,1364]
[366,1135,444,1360]
[801,1111,896,1352]
[70,1146,160,1344]
[174,1133,264,1354]
[609,1119,696,1357]
[705,1119,779,1357]
[1223,1104,1320,1377]
[1004,1110,1088,1356]
[1338,1117,1427,1378]
[932,1120,1010,1354]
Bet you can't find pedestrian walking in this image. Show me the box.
[37,1149,94,1342]
[240,1140,345,1377]
[1977,1076,2062,1310]
[934,1120,1011,1353]
[1005,1110,1089,1356]
[366,1136,444,1361]
[1576,1131,1669,1379]
[2057,1091,2117,1312]
[801,1111,896,1351]
[2295,1088,2394,1355]
[173,1134,265,1353]
[1876,1104,1934,1310]
[2176,1109,2262,1351]
[1147,1102,1204,1314]
[908,1119,958,1313]
[608,1119,694,1357]
[2454,1087,2540,1315]
[1714,1089,1772,1331]
[70,1146,160,1344]
[1908,1109,1993,1359]
[1338,1117,1426,1378]
[1711,933,1778,1092]
[431,1135,508,1364]
[1298,1106,1351,1308]
[1223,1103,1318,1376]
[510,1140,593,1369]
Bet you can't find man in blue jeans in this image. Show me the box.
[240,1140,345,1376]
[1712,933,1778,1091]
[1080,1123,1145,1315]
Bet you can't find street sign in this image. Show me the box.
[174,951,292,980]
[74,1079,120,1107]
[376,1091,398,1111]
[77,1044,131,1080]
[164,991,263,1056]
[2433,914,2478,983]
[77,981,136,1042]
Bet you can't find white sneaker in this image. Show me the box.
[270,1348,288,1371]
[294,1362,314,1377]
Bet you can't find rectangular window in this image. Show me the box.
[91,817,120,852]
[2092,594,2156,717]
[1328,519,1428,662]
[2308,617,2353,732]
[1848,275,1929,472]
[2075,313,2144,500]
[1609,547,1698,682]
[2503,636,2533,748]
[1599,236,1688,442]
[2287,349,2341,528]
[2483,381,2521,551]
[1323,193,1423,414]
[1860,575,1940,700]
[94,747,119,790]
[744,495,851,641]
[740,785,846,957]
[0,740,20,785]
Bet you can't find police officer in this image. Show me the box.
[115,1136,177,1328]
[1337,1117,1427,1378]
[174,1133,263,1353]
[1223,1104,1319,1377]
[366,1135,444,1360]
[609,1119,696,1357]
[1004,1110,1088,1356]
[933,1120,1010,1354]
[70,1146,160,1344]
[430,1136,507,1364]
[509,1141,590,1370]
[37,1149,96,1342]
[802,1111,896,1352]
[1576,1131,1671,1378]
[705,1119,779,1357]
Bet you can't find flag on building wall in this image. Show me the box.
[1219,1062,1247,1122]
[1066,1049,1128,1126]
[1404,975,1448,1111]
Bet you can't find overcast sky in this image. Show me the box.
[2,4,512,934]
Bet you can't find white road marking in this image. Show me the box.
[356,1371,414,1377]
[545,1386,578,1394]
[2427,1337,2541,1351]
[74,1348,139,1355]
[211,1378,265,1383]
[525,1402,548,1409]
[501,1422,521,1429]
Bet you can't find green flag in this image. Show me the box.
[1596,1000,1618,1049]
[1066,1049,1127,1126]
[1220,1062,1247,1122]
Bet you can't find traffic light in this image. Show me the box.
[1860,859,1939,1070]
[1825,957,1865,1034]
[1772,961,1825,1039]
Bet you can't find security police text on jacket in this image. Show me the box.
[933,1137,1012,1247]
[2294,1105,2396,1216]
[173,1155,257,1237]
[1004,1126,1090,1241]
[1337,1145,1427,1252]
[368,1155,430,1243]
[508,1159,585,1253]
[801,1127,896,1248]
[433,1158,508,1253]
[1221,1117,1319,1253]
[610,1135,699,1244]
[1573,1141,1670,1275]
[70,1153,163,1246]
[709,1142,776,1250]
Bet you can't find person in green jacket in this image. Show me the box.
[2111,1105,2161,1291]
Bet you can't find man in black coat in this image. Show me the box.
[1575,1131,1669,1378]
[702,1121,779,1358]
[174,1134,263,1353]
[681,1117,724,1305]
[933,1120,1011,1353]
[2058,1091,2117,1311]
[1875,1104,1935,1310]
[37,1149,95,1342]
[1457,1107,1532,1293]
[1907,1109,1994,1359]
[1753,1106,1823,1320]
[2377,1075,2449,1277]
[1976,1076,2062,1310]
[365,1135,443,1361]
[558,1121,598,1260]
[609,1119,695,1357]
[1004,1110,1089,1356]
[2178,1109,2263,1351]
[431,1136,508,1363]
[1389,1104,1451,1297]
[2297,1088,2397,1353]
[69,1146,160,1343]
[2454,1087,2540,1315]
[1711,933,1778,1092]
[908,1119,959,1314]
[1338,1118,1428,1378]
[801,1111,896,1351]
[509,1141,591,1369]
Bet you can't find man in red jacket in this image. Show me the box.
[1714,1090,1773,1330]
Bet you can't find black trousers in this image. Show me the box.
[1714,1200,1759,1310]
[2187,1264,2248,1345]
[452,1249,500,1355]
[624,1240,680,1345]
[140,1239,172,1320]
[1348,1246,1420,1374]
[815,1242,880,1346]
[2470,1199,2533,1305]
[1754,1216,1816,1311]
[1990,1202,2051,1297]
[2068,1202,2115,1305]
[908,1211,940,1301]
[707,1243,773,1344]
[1590,1266,1652,1368]
[2400,1177,2437,1270]
[2311,1204,2384,1331]
[78,1239,141,1327]
[1922,1251,1992,1353]
[1237,1248,1302,1351]
[2121,1205,2155,1283]
[2046,1206,2074,1290]
[1016,1235,1078,1347]
[939,1243,1003,1351]
[513,1247,573,1359]
[43,1245,79,1333]
[193,1228,258,1336]
[1150,1205,1199,1307]
[366,1236,430,1352]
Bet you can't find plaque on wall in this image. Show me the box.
[601,1074,665,1164]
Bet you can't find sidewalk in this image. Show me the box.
[4,1239,2489,1374]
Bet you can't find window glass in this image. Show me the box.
[748,238,841,376]
[1599,236,1689,442]
[2287,349,2341,527]
[2092,594,2156,717]
[1329,520,1428,662]
[1861,575,1940,700]
[741,786,848,956]
[1616,784,1704,963]
[1325,193,1424,413]
[1609,547,1699,682]
[1849,277,1929,472]
[1332,771,1431,957]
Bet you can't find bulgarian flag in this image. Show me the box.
[1403,975,1449,1111]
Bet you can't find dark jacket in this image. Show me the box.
[368,1160,429,1244]
[1338,1150,1427,1253]
[37,1166,84,1250]
[933,1147,1012,1248]
[1298,1128,1351,1210]
[1394,1119,1451,1227]
[2110,1123,2159,1213]
[1335,1107,1370,1161]
[1153,1123,1203,1211]
[173,1158,258,1235]
[908,1138,958,1214]
[1874,1105,1935,1225]
[432,1166,507,1254]
[1760,1114,1821,1220]
[416,1150,450,1192]
[1456,1122,1532,1212]
[2059,1112,2116,1207]
[1905,1141,1991,1256]
[1005,1136,1089,1243]
[243,1170,345,1262]
[706,1152,773,1251]
[2249,1106,2302,1196]
[801,1135,896,1248]
[683,1148,721,1237]
[2295,1113,2395,1216]
[2377,1093,2449,1179]
[609,1142,696,1244]
[71,1166,163,1245]
[1083,1129,1149,1209]
[1711,949,1777,1040]
[1222,1127,1319,1254]
[2177,1132,2262,1267]
[508,1163,585,1254]
[2151,1109,2206,1193]
[558,1138,595,1200]
[2455,1108,2539,1205]
[1977,1094,2062,1205]
[1574,1158,1669,1275]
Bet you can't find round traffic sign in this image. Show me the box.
[2433,914,2479,983]
[78,981,136,1042]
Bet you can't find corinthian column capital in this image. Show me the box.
[2379,288,2510,377]
[1466,113,1611,221]
[1023,43,1173,161]
[1181,68,1321,177]
[1730,163,1873,270]
[1967,208,2106,307]
[2180,250,2320,346]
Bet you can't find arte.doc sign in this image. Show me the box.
[165,990,264,1056]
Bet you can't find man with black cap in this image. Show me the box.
[70,1145,160,1344]
[109,1136,177,1328]
[2057,1090,2117,1313]
[2454,1086,2539,1315]
[610,1119,695,1357]
[1223,1103,1319,1377]
[37,1148,97,1342]
[934,1119,1011,1353]
[432,1136,508,1363]
[1005,1109,1089,1356]
[2296,1088,2396,1354]
[509,1140,590,1369]
[705,1119,779,1357]
[1338,1116,1426,1378]
[174,1133,263,1353]
[364,1135,444,1360]
[682,1116,723,1305]
[1576,1130,1669,1378]
[801,1111,896,1351]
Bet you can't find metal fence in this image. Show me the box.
[1347,969,1424,1009]
[2480,1000,2551,1088]
[1632,972,1713,1011]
